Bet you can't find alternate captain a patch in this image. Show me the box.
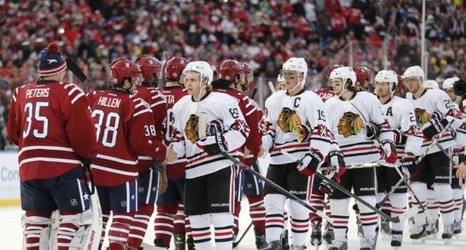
[337,111,364,137]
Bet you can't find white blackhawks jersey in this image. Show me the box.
[325,92,394,166]
[379,96,423,166]
[170,92,249,179]
[406,88,462,154]
[262,89,339,165]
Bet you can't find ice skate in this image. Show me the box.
[186,237,196,250]
[453,220,462,236]
[441,224,453,245]
[425,220,438,239]
[327,239,348,250]
[282,230,289,250]
[254,228,267,249]
[261,240,282,250]
[409,224,426,244]
[310,220,322,247]
[290,245,306,250]
[380,219,391,241]
[390,231,402,249]
[359,236,376,250]
[174,234,186,250]
[323,222,334,244]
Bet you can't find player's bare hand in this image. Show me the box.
[163,144,178,164]
[158,170,168,193]
[456,162,466,178]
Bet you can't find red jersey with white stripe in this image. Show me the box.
[87,89,166,186]
[134,84,167,173]
[160,86,189,179]
[7,80,97,181]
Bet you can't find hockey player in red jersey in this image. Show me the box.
[169,61,250,250]
[125,55,168,249]
[260,57,344,250]
[402,65,463,244]
[87,58,176,250]
[7,42,98,249]
[152,56,192,250]
[212,60,267,249]
[373,69,424,247]
[325,66,397,250]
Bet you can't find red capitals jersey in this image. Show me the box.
[87,89,166,186]
[213,87,262,161]
[314,88,335,103]
[134,85,167,173]
[7,80,97,181]
[159,86,188,180]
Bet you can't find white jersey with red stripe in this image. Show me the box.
[325,91,394,166]
[262,89,339,165]
[378,95,423,166]
[406,88,462,153]
[170,91,249,179]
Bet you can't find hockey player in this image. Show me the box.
[6,42,98,249]
[169,61,250,250]
[443,77,463,109]
[402,65,462,244]
[87,58,176,250]
[260,57,344,250]
[126,55,168,249]
[213,60,266,249]
[325,66,397,250]
[153,56,191,250]
[373,70,423,248]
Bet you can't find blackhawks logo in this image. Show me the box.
[277,107,301,133]
[414,108,430,125]
[184,114,199,143]
[337,112,364,137]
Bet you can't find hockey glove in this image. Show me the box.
[201,120,228,156]
[297,150,324,177]
[453,147,466,164]
[423,111,449,139]
[393,129,407,145]
[297,124,312,142]
[318,166,346,195]
[400,153,417,168]
[365,122,379,140]
[380,139,397,164]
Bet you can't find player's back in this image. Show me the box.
[7,80,97,180]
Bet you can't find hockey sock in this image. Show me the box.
[330,198,350,240]
[23,211,52,250]
[433,183,455,225]
[264,194,286,243]
[233,201,241,235]
[108,211,135,250]
[289,199,310,246]
[212,212,234,249]
[411,182,428,226]
[247,194,266,235]
[453,188,464,223]
[389,193,407,232]
[357,195,378,238]
[189,214,212,249]
[154,212,174,247]
[309,191,324,223]
[173,203,186,235]
[126,204,154,248]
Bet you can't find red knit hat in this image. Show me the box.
[38,42,67,77]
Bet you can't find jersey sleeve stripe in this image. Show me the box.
[133,108,152,117]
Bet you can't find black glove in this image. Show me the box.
[202,120,228,156]
[365,122,379,140]
[153,161,166,172]
[393,129,407,145]
[423,117,449,139]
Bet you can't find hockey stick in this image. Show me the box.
[232,222,253,248]
[415,120,454,164]
[279,150,401,223]
[375,171,406,209]
[65,58,89,92]
[82,163,103,250]
[220,152,333,223]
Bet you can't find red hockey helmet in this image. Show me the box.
[164,56,190,81]
[353,66,372,89]
[110,58,141,85]
[217,59,245,84]
[135,55,162,83]
[314,88,335,102]
[326,64,344,78]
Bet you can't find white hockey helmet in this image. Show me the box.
[282,57,308,75]
[442,76,460,90]
[330,66,356,85]
[423,79,439,89]
[375,70,398,93]
[183,61,214,85]
[402,65,424,79]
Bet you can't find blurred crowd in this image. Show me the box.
[0,0,466,150]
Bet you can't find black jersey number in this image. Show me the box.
[229,108,240,119]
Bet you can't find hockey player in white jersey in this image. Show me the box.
[169,61,250,250]
[325,66,397,250]
[402,65,463,244]
[373,70,424,248]
[260,57,344,250]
